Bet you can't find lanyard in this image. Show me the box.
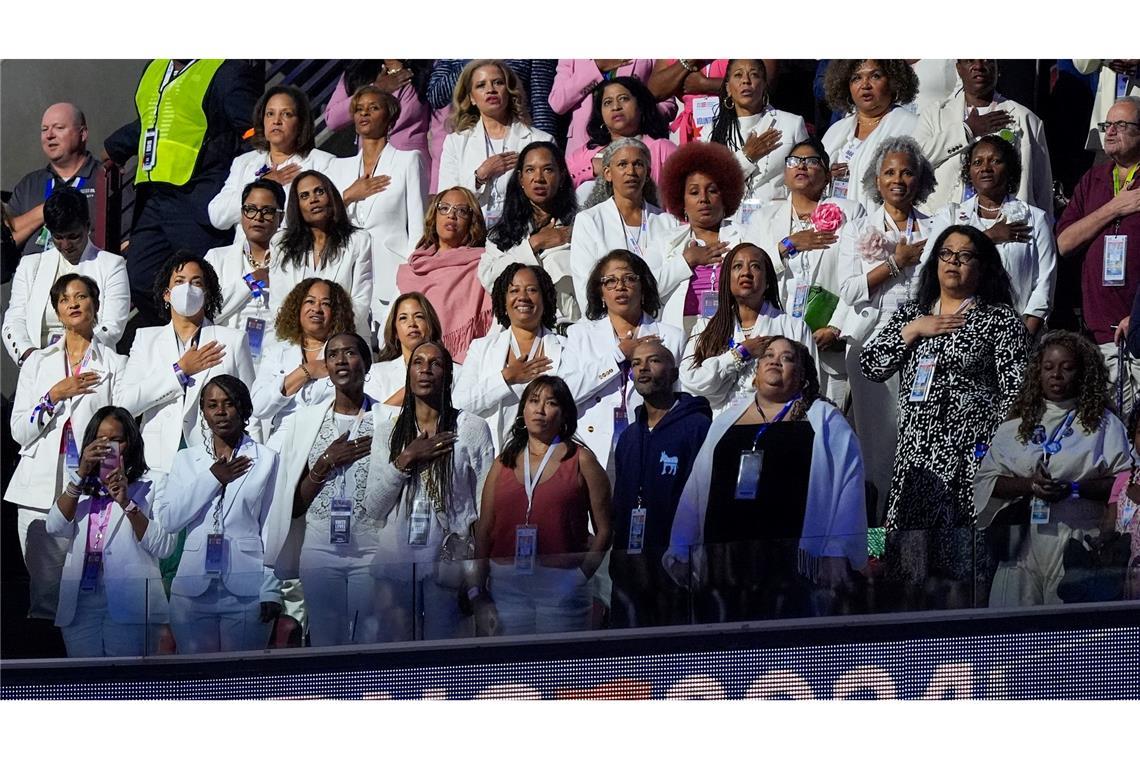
[327,399,372,499]
[751,394,800,450]
[483,128,503,159]
[85,495,115,554]
[885,209,916,244]
[1113,163,1139,197]
[43,174,85,200]
[64,343,94,377]
[509,327,544,362]
[1040,410,1076,465]
[621,206,649,256]
[522,440,559,525]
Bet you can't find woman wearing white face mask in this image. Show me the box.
[116,252,256,482]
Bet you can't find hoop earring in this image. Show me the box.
[723,96,735,111]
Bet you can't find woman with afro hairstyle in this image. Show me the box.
[975,330,1131,607]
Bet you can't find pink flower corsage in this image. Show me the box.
[811,202,845,232]
[857,227,892,263]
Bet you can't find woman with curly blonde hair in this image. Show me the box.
[820,59,920,207]
[974,330,1132,607]
[438,60,553,227]
[251,278,357,444]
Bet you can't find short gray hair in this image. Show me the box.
[1111,95,1140,120]
[860,135,937,206]
[583,136,660,209]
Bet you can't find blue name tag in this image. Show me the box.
[205,533,225,574]
[330,498,352,544]
[245,317,266,361]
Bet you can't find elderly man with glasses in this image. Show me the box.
[1057,96,1140,411]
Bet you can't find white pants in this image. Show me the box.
[489,563,592,636]
[846,342,899,523]
[369,575,472,643]
[300,546,377,647]
[170,578,270,654]
[17,506,69,619]
[61,587,160,657]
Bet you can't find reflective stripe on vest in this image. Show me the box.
[134,59,225,186]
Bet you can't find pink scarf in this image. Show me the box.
[396,245,493,363]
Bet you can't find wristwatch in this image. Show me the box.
[123,500,141,516]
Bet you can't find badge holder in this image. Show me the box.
[408,498,431,547]
[735,450,764,500]
[739,199,762,227]
[80,552,102,592]
[700,290,719,318]
[613,405,629,443]
[142,128,158,171]
[1104,235,1128,287]
[628,506,647,554]
[245,317,267,361]
[514,525,537,575]
[205,533,225,574]
[64,423,80,471]
[909,355,938,403]
[791,282,809,319]
[830,177,849,200]
[330,498,352,544]
[1030,498,1051,525]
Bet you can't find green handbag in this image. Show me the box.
[802,285,839,332]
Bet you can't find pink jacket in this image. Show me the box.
[565,135,678,189]
[548,59,678,155]
[323,73,431,156]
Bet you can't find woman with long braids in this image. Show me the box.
[666,336,867,621]
[680,242,816,418]
[704,59,808,217]
[975,331,1131,607]
[269,170,373,340]
[156,375,283,653]
[366,341,495,641]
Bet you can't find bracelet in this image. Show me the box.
[884,254,902,279]
[299,364,314,382]
[64,482,82,499]
[736,344,751,361]
[173,362,190,388]
[123,500,141,516]
[679,59,699,73]
[308,467,328,484]
[31,393,57,425]
[780,236,798,258]
[394,456,414,475]
[1069,481,1081,500]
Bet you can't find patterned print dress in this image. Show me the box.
[860,299,1028,584]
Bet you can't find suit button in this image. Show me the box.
[587,425,595,433]
[595,396,601,402]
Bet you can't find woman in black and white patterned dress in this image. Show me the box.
[860,225,1028,608]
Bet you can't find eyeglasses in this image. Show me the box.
[600,273,641,290]
[241,204,280,221]
[785,155,825,169]
[437,202,475,219]
[1097,120,1140,133]
[936,248,977,265]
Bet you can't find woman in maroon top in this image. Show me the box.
[471,375,611,635]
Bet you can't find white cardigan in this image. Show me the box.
[115,321,254,475]
[325,147,427,310]
[663,397,868,586]
[924,197,1057,321]
[570,197,683,317]
[438,119,553,221]
[365,410,495,579]
[3,241,130,363]
[268,228,373,340]
[5,339,126,509]
[207,148,336,241]
[47,478,177,627]
[563,314,685,470]
[154,435,281,602]
[679,305,817,418]
[820,107,919,209]
[913,89,1053,216]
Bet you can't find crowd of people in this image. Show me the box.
[2,57,1140,658]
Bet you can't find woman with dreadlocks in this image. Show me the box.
[974,330,1131,607]
[365,340,494,641]
[665,336,866,621]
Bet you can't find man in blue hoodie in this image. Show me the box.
[610,342,712,628]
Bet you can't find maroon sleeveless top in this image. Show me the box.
[489,448,590,564]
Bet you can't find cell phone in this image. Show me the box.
[99,441,121,483]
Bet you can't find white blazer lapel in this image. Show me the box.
[27,248,61,346]
[219,435,256,525]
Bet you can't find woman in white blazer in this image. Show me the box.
[6,273,127,620]
[913,59,1052,215]
[438,59,553,228]
[270,170,373,340]
[365,292,444,418]
[262,333,382,647]
[571,137,683,317]
[208,85,335,245]
[3,187,129,365]
[564,251,685,472]
[703,59,810,219]
[480,142,580,323]
[655,141,748,333]
[454,264,607,453]
[155,375,282,654]
[821,59,921,208]
[47,406,177,656]
[115,252,255,478]
[204,178,284,367]
[680,243,816,419]
[365,341,495,642]
[325,85,427,322]
[745,138,866,405]
[836,136,936,521]
[251,278,354,445]
[925,135,1057,338]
